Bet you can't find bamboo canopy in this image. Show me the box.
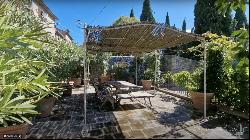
[83,23,208,122]
[86,23,204,54]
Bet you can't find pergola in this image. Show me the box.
[82,23,207,124]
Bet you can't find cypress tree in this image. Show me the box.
[165,12,170,27]
[130,8,135,18]
[194,0,232,36]
[173,24,177,29]
[182,19,186,32]
[191,27,195,33]
[234,8,248,30]
[221,9,233,36]
[140,0,156,23]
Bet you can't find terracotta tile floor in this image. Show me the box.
[27,86,247,139]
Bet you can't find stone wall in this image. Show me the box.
[162,55,202,74]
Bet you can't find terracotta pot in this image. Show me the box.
[128,77,134,84]
[71,78,82,87]
[190,91,214,111]
[62,85,72,96]
[100,75,109,83]
[36,97,56,117]
[0,123,28,139]
[83,79,90,86]
[141,80,152,90]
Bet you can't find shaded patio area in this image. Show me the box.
[27,86,246,139]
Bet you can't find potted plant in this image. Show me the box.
[172,69,214,111]
[0,1,71,137]
[141,69,154,90]
[0,59,55,138]
[35,84,60,117]
[100,74,110,83]
[36,96,57,118]
[70,63,82,87]
[128,74,135,84]
[100,66,110,83]
[33,74,61,118]
[0,87,36,139]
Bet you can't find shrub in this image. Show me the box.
[196,33,249,113]
[141,51,162,86]
[0,0,56,127]
[172,70,201,92]
[0,0,85,127]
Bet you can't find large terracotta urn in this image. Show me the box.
[128,77,134,84]
[70,78,82,87]
[62,84,72,96]
[100,75,109,83]
[190,91,214,111]
[36,97,56,117]
[141,80,152,90]
[0,123,28,139]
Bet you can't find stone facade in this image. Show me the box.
[29,0,73,43]
[29,0,58,37]
[55,28,73,43]
[162,55,202,73]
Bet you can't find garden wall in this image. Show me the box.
[162,55,202,73]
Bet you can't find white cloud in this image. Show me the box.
[186,29,191,33]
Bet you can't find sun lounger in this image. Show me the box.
[116,91,155,106]
[93,81,154,109]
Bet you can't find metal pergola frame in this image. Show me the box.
[82,23,207,124]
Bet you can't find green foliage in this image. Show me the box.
[113,16,140,26]
[216,0,248,16]
[0,86,38,127]
[140,0,156,23]
[234,8,249,30]
[165,12,170,27]
[172,71,191,90]
[206,47,225,95]
[231,29,249,69]
[0,0,85,127]
[41,39,84,81]
[182,19,186,32]
[141,51,162,86]
[143,69,154,80]
[163,71,173,82]
[172,69,202,92]
[194,0,233,36]
[89,53,111,80]
[171,32,249,112]
[108,65,129,81]
[215,0,249,113]
[130,8,135,18]
[203,33,248,112]
[0,0,58,127]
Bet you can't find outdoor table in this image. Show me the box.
[105,81,137,87]
[104,81,141,93]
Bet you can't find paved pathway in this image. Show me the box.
[27,86,247,139]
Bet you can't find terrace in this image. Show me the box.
[27,86,247,139]
[1,1,249,139]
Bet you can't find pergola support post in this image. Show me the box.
[83,23,88,124]
[203,41,207,120]
[154,50,157,91]
[135,56,138,85]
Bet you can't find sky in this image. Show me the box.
[44,0,249,45]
